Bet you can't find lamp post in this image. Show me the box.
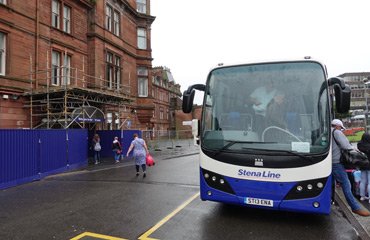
[363,78,370,132]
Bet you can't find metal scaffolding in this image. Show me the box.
[24,54,134,129]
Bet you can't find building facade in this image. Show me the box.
[0,0,161,130]
[151,66,181,133]
[339,72,370,115]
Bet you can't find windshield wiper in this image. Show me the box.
[213,140,271,155]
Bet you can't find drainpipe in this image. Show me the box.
[35,0,40,88]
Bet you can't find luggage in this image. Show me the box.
[146,154,155,166]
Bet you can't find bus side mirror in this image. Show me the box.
[182,89,195,113]
[328,77,351,114]
[182,84,206,113]
[334,84,351,113]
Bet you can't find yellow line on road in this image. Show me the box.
[70,231,127,240]
[138,192,200,240]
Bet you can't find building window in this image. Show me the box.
[113,11,120,36]
[160,108,164,120]
[52,0,60,29]
[114,56,121,89]
[106,52,113,88]
[137,0,146,14]
[62,54,71,85]
[105,5,120,36]
[52,51,61,85]
[155,76,160,85]
[0,0,7,5]
[63,5,71,33]
[52,51,71,86]
[138,67,148,97]
[0,32,5,76]
[137,28,147,49]
[105,5,112,32]
[52,0,72,34]
[106,52,121,89]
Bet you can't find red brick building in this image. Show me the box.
[151,66,182,133]
[0,0,158,130]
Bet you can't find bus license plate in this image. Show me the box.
[245,197,273,207]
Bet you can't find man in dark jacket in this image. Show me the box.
[357,132,370,202]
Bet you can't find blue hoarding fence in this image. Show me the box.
[0,129,144,190]
[0,129,88,190]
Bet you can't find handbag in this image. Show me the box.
[146,154,155,166]
[332,130,369,169]
[340,149,369,169]
[94,142,101,151]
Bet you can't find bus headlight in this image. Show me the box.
[284,177,328,200]
[201,168,235,194]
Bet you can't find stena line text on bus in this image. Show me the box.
[238,169,281,179]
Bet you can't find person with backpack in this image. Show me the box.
[112,136,122,164]
[331,119,370,217]
[92,134,101,165]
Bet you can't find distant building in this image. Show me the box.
[151,66,182,133]
[339,72,370,114]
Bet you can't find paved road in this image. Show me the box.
[0,142,367,240]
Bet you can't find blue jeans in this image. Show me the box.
[94,151,100,162]
[332,163,361,211]
[360,170,370,198]
[113,150,121,161]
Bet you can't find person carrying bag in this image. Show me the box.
[112,136,122,164]
[126,133,150,178]
[331,119,370,217]
[332,129,368,170]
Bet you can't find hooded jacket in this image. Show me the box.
[357,132,370,170]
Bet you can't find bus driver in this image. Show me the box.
[246,80,278,134]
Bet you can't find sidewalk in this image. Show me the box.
[335,188,370,240]
[85,139,200,171]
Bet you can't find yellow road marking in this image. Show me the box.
[70,231,127,240]
[138,192,200,240]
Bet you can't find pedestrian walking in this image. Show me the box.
[357,132,370,203]
[92,134,101,165]
[331,119,370,217]
[112,136,122,164]
[126,133,149,178]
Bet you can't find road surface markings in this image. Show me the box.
[70,231,127,240]
[138,192,200,240]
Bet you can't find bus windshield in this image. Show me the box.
[202,61,330,154]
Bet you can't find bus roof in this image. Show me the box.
[210,57,328,78]
[212,57,325,70]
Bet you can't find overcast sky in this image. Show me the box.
[151,0,370,104]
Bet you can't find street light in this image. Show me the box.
[363,78,370,132]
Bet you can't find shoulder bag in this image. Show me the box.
[332,130,369,169]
